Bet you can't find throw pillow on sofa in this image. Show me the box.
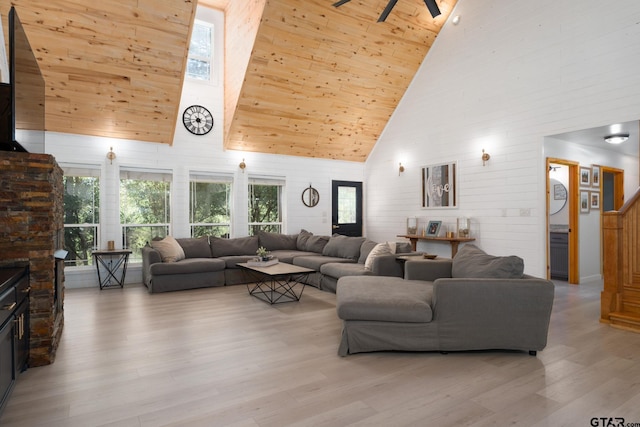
[451,244,524,279]
[176,236,211,258]
[210,235,259,257]
[323,234,365,261]
[258,230,298,251]
[151,236,186,263]
[364,242,393,270]
[297,229,330,253]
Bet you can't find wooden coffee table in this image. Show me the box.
[237,261,315,304]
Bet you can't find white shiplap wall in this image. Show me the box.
[47,7,364,288]
[365,0,640,279]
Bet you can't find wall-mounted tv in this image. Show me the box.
[0,7,45,152]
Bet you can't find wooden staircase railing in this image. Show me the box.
[601,188,640,332]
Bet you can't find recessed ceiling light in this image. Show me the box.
[604,133,629,144]
[452,15,460,25]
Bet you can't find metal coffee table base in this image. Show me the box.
[247,272,310,304]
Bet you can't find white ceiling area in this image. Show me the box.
[549,120,640,157]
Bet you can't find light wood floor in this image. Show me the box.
[2,280,640,427]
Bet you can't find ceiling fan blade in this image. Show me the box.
[333,0,351,7]
[377,0,399,22]
[423,0,441,17]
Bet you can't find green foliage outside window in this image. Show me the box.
[63,176,99,266]
[190,181,231,238]
[248,184,282,235]
[120,179,170,259]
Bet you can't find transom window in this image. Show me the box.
[187,20,213,81]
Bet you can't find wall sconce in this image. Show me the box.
[604,133,629,144]
[106,147,116,164]
[481,149,490,166]
[398,162,405,176]
[239,158,246,173]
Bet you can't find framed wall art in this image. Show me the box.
[592,165,600,188]
[580,190,590,213]
[580,166,591,187]
[421,161,457,208]
[590,191,600,209]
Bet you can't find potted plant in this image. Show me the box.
[256,246,270,261]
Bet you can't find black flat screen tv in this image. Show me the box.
[0,7,45,152]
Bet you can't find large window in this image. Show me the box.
[120,169,171,260]
[62,167,100,267]
[248,178,284,235]
[190,173,231,238]
[187,20,213,81]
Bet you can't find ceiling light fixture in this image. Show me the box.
[334,0,441,23]
[106,147,116,164]
[604,134,629,144]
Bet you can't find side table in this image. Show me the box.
[92,249,132,289]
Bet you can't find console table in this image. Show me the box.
[397,234,475,258]
[92,250,132,289]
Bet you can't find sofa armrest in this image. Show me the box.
[432,278,555,350]
[404,258,452,281]
[368,254,404,277]
[141,245,162,287]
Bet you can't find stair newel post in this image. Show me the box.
[601,211,623,323]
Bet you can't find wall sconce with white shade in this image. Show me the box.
[481,149,490,166]
[106,147,116,164]
[239,158,246,173]
[398,162,405,176]
[604,134,629,144]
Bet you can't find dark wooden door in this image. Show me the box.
[331,180,363,237]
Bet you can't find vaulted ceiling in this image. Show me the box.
[2,0,456,161]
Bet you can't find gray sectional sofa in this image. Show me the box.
[141,230,413,293]
[336,244,555,356]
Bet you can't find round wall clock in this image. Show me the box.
[302,185,320,207]
[182,105,213,135]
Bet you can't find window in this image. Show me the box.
[187,20,213,81]
[120,169,171,260]
[190,173,232,238]
[62,167,100,267]
[248,177,284,235]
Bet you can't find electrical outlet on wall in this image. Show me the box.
[519,208,531,217]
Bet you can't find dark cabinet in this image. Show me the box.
[0,266,29,415]
[550,232,569,280]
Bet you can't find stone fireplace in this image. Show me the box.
[0,151,64,367]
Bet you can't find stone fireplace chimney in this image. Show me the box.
[0,151,64,367]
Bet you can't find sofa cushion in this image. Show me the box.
[452,244,524,279]
[258,231,298,251]
[293,255,354,271]
[306,234,330,253]
[321,262,370,278]
[150,258,225,275]
[218,255,256,269]
[297,229,312,250]
[269,250,318,264]
[357,239,378,264]
[364,242,393,270]
[176,237,211,258]
[151,236,185,263]
[337,276,434,323]
[210,236,259,257]
[323,235,365,261]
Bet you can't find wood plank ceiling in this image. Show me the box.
[2,0,456,161]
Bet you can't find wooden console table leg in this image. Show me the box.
[450,241,460,258]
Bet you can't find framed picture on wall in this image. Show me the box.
[590,191,600,209]
[580,166,591,187]
[421,162,457,208]
[580,190,590,213]
[592,165,600,188]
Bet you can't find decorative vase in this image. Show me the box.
[457,217,470,238]
[407,217,418,235]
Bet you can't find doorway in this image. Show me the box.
[331,180,363,237]
[601,167,624,211]
[547,158,579,284]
